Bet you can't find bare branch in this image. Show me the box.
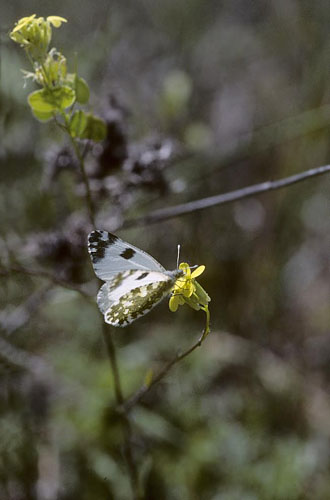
[122,163,330,228]
[121,327,209,413]
[59,117,96,229]
[0,334,53,379]
[0,265,94,300]
[0,285,53,336]
[102,324,142,499]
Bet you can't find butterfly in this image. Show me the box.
[88,230,182,327]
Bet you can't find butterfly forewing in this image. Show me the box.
[88,230,165,280]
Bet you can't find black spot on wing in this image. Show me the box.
[88,231,118,263]
[88,231,118,245]
[107,233,118,244]
[90,242,106,262]
[120,248,136,260]
[88,231,101,244]
[136,272,149,280]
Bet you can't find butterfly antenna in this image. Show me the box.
[177,244,181,269]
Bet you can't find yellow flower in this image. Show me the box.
[34,49,67,87]
[169,262,210,312]
[11,14,37,34]
[46,16,67,28]
[10,15,67,61]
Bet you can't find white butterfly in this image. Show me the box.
[88,230,182,327]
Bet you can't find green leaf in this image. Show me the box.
[52,86,75,110]
[82,114,107,142]
[69,110,88,138]
[75,77,90,104]
[28,89,58,113]
[31,108,54,122]
[27,86,75,117]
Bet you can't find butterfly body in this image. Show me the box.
[88,230,182,326]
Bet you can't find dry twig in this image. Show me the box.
[122,163,330,228]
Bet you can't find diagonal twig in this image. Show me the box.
[0,265,94,300]
[122,163,330,228]
[121,325,209,413]
[0,334,53,378]
[0,284,53,336]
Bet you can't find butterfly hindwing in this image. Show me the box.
[88,230,165,280]
[98,270,177,326]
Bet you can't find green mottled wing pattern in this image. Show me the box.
[101,274,177,326]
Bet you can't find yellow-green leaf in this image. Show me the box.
[69,110,88,138]
[28,86,75,117]
[31,108,54,122]
[28,89,57,113]
[82,114,107,142]
[75,77,90,104]
[144,369,153,388]
[52,86,75,110]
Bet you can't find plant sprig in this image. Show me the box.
[10,14,106,142]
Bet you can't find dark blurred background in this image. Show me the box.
[2,1,330,499]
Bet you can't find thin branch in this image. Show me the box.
[0,284,53,336]
[69,133,96,228]
[67,114,141,495]
[102,324,142,500]
[0,265,93,300]
[0,329,90,407]
[61,112,141,496]
[122,163,330,228]
[102,324,125,405]
[0,334,53,378]
[58,113,95,229]
[121,326,209,413]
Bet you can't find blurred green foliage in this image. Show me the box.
[2,1,330,499]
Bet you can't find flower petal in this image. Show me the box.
[184,283,194,297]
[191,265,205,278]
[169,295,179,312]
[47,16,68,28]
[12,15,36,33]
[179,262,191,277]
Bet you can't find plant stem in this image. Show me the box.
[40,61,51,89]
[59,112,95,228]
[61,113,140,496]
[102,324,142,499]
[68,133,96,228]
[67,121,140,497]
[122,322,209,413]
